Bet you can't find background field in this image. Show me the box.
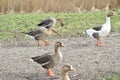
[0,0,120,13]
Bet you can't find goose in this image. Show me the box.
[24,26,61,46]
[84,11,116,46]
[37,18,64,34]
[30,41,64,77]
[61,65,76,80]
[37,18,64,28]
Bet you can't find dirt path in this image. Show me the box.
[0,32,120,80]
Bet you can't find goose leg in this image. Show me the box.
[37,40,42,46]
[47,69,55,77]
[96,39,99,45]
[41,39,50,46]
[98,39,104,46]
[96,39,103,46]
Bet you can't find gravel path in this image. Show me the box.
[0,32,120,80]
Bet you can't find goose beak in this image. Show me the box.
[70,66,76,71]
[61,43,64,47]
[61,23,64,27]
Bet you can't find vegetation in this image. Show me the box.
[106,75,120,80]
[0,10,120,40]
[0,0,120,13]
[98,75,120,80]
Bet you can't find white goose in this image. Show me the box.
[84,11,116,46]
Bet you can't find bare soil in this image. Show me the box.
[0,32,120,80]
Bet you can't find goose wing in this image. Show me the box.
[92,25,103,31]
[31,52,52,65]
[26,29,43,36]
[37,19,53,28]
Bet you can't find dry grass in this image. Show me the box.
[0,0,120,13]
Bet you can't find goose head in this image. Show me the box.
[56,18,64,27]
[54,41,64,48]
[61,65,75,80]
[107,11,116,17]
[62,65,76,72]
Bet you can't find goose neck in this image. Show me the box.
[61,71,70,80]
[105,17,110,24]
[54,46,59,53]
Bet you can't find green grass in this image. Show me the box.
[0,10,120,40]
[98,75,120,80]
[106,75,120,80]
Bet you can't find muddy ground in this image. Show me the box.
[0,32,120,80]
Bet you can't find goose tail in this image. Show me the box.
[83,30,87,34]
[30,59,34,62]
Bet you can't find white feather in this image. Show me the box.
[99,17,111,37]
[83,31,86,34]
[30,59,34,62]
[85,29,97,37]
[85,17,111,38]
[26,35,34,39]
[41,61,50,66]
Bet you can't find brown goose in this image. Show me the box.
[30,41,64,77]
[61,65,76,80]
[37,18,64,28]
[24,26,61,46]
[37,18,64,35]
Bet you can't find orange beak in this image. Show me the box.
[61,43,64,47]
[70,66,76,71]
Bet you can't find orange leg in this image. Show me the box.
[96,39,99,45]
[41,39,50,46]
[47,69,55,77]
[37,41,42,46]
[96,39,103,46]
